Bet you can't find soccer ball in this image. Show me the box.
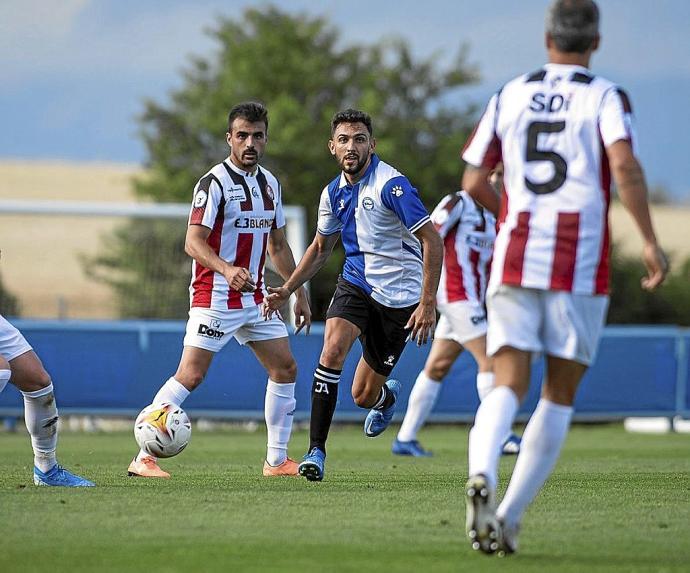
[134,403,191,458]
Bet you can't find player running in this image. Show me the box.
[127,102,310,479]
[461,0,667,555]
[264,109,443,481]
[0,313,94,486]
[393,166,520,457]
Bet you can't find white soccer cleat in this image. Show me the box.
[465,474,500,554]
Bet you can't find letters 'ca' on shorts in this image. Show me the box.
[435,300,488,345]
[183,306,288,352]
[0,314,33,361]
[326,277,416,376]
[486,285,609,366]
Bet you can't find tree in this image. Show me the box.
[0,271,20,317]
[86,6,478,319]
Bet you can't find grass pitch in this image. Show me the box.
[1,424,688,572]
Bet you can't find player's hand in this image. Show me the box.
[405,300,436,346]
[224,266,256,293]
[641,242,668,291]
[263,286,292,320]
[293,288,312,335]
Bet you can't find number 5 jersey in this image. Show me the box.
[462,63,635,295]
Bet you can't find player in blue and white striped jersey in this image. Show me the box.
[264,109,443,481]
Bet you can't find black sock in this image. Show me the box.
[309,364,341,454]
[373,384,396,411]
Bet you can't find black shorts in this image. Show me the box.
[326,277,417,376]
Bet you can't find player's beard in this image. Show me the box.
[340,152,367,175]
[240,149,260,169]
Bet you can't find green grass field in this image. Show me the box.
[1,424,688,573]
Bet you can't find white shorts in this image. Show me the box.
[435,301,488,345]
[0,314,33,361]
[486,285,609,366]
[183,306,288,353]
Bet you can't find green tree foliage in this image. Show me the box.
[87,6,478,319]
[608,247,690,326]
[0,271,20,317]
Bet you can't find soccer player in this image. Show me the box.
[461,0,668,555]
[0,314,94,486]
[392,166,520,457]
[127,102,311,479]
[264,109,443,481]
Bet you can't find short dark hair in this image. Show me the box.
[228,101,268,132]
[546,0,600,53]
[331,109,373,137]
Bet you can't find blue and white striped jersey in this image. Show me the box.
[317,155,430,308]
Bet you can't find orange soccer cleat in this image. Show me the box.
[262,457,299,477]
[127,456,171,479]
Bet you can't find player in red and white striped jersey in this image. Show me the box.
[394,167,519,457]
[460,0,668,555]
[127,102,311,479]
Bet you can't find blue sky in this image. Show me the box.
[1,0,688,201]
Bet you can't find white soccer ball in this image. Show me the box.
[134,403,191,458]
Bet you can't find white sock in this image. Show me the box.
[0,369,10,394]
[397,371,441,442]
[22,383,59,473]
[476,371,494,401]
[497,399,573,527]
[153,376,190,406]
[137,377,191,462]
[264,379,296,466]
[468,385,519,490]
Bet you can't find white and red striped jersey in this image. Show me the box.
[462,63,636,295]
[433,191,496,305]
[188,159,285,310]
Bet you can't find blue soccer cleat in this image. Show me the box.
[501,433,522,456]
[33,464,95,487]
[391,438,433,457]
[298,447,326,482]
[364,379,401,437]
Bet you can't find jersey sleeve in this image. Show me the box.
[273,182,286,230]
[430,193,464,239]
[461,92,502,169]
[189,173,223,228]
[317,187,342,236]
[599,86,637,153]
[380,176,430,233]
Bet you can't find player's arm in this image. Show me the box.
[406,221,443,346]
[462,164,500,216]
[266,226,311,334]
[265,231,340,312]
[606,140,668,290]
[185,225,255,292]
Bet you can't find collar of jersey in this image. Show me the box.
[224,159,259,178]
[339,154,379,189]
[543,62,591,74]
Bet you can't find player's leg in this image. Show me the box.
[360,299,416,437]
[465,286,541,553]
[129,307,225,477]
[494,292,608,552]
[246,332,299,476]
[298,316,360,481]
[463,335,521,455]
[128,345,214,477]
[394,335,462,455]
[10,349,94,487]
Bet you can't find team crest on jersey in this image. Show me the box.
[193,189,208,208]
[391,185,404,197]
[226,185,246,201]
[265,184,275,201]
[361,197,374,210]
